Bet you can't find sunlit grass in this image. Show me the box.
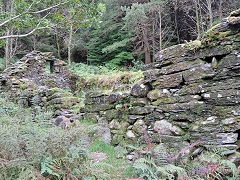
[69,62,143,91]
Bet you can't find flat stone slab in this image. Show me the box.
[89,152,108,162]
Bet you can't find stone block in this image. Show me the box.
[130,106,154,115]
[152,73,183,89]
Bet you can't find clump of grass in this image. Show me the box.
[88,140,137,179]
[89,140,116,159]
[70,62,143,91]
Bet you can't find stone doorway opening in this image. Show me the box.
[1,80,7,86]
[45,61,54,74]
[234,129,240,152]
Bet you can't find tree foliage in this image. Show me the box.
[87,0,135,68]
[0,0,239,68]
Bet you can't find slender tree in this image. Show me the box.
[53,0,104,66]
[206,0,213,28]
[219,0,223,20]
[195,0,201,39]
[123,3,152,64]
[0,0,70,67]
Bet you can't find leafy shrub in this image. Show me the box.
[132,59,144,70]
[133,144,188,180]
[0,93,89,179]
[69,62,117,77]
[0,57,20,72]
[104,51,134,70]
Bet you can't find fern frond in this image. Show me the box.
[154,144,168,166]
[41,157,61,178]
[133,157,159,179]
[206,146,233,156]
[220,160,238,178]
[161,164,188,180]
[30,95,41,107]
[123,144,141,151]
[200,151,222,163]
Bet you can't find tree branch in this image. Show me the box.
[29,1,69,14]
[0,13,53,40]
[0,1,69,28]
[0,2,35,27]
[0,26,51,40]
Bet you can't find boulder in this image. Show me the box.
[130,106,154,115]
[112,134,124,145]
[228,152,240,166]
[152,73,183,89]
[147,89,170,101]
[154,120,183,136]
[109,119,121,130]
[89,124,112,144]
[126,130,136,139]
[130,97,149,107]
[132,120,147,134]
[131,84,150,97]
[55,116,71,129]
[120,122,130,132]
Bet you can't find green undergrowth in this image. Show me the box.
[89,141,116,159]
[0,58,20,72]
[0,93,134,180]
[88,140,136,179]
[123,141,240,180]
[69,62,143,91]
[1,93,239,180]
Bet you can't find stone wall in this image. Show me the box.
[0,51,78,92]
[0,51,81,123]
[82,10,240,152]
[0,10,239,154]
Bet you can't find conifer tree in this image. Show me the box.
[87,0,135,68]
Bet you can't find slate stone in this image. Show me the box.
[131,84,150,97]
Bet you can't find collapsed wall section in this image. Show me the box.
[0,51,81,124]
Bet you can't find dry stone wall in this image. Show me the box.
[82,10,240,152]
[0,51,81,124]
[0,10,239,155]
[0,51,78,92]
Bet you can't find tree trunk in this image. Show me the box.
[4,0,14,68]
[9,27,14,60]
[152,22,156,62]
[219,0,223,20]
[195,0,201,39]
[5,29,10,68]
[55,28,61,59]
[68,24,73,66]
[159,4,162,50]
[174,2,180,44]
[142,28,151,64]
[199,0,204,34]
[207,0,213,28]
